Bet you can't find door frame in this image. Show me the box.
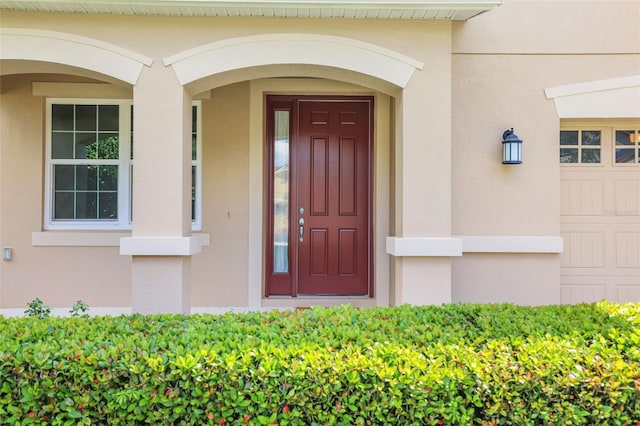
[264,94,374,298]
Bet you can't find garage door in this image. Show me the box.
[560,124,640,303]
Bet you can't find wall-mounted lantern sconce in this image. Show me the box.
[2,247,12,261]
[502,128,522,164]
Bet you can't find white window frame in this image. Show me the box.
[613,128,640,166]
[45,99,133,230]
[192,101,203,231]
[45,99,202,231]
[559,128,603,166]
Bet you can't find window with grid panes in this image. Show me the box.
[559,130,601,164]
[45,99,201,230]
[614,129,640,164]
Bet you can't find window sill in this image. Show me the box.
[32,231,210,248]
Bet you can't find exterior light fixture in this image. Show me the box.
[2,247,11,261]
[502,128,522,164]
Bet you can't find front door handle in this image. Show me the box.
[299,217,304,242]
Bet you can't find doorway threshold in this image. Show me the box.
[262,296,378,309]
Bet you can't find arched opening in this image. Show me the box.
[166,33,421,307]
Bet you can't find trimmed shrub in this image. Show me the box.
[1,302,639,425]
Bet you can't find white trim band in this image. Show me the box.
[386,237,463,257]
[120,235,209,255]
[386,235,564,256]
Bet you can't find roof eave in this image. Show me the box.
[0,0,502,20]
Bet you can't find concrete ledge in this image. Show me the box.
[120,235,209,256]
[460,236,564,253]
[386,237,463,257]
[386,235,564,256]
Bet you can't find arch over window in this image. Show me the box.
[163,33,423,89]
[0,28,153,85]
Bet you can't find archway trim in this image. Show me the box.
[545,75,640,118]
[0,28,153,85]
[163,33,424,88]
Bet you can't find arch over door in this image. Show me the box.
[163,33,423,90]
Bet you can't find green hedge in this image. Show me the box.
[1,302,639,425]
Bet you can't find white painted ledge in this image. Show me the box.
[386,235,564,256]
[120,235,210,256]
[386,237,463,257]
[460,236,564,254]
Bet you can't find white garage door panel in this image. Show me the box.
[560,125,640,303]
[617,284,640,302]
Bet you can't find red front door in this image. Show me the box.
[265,96,372,296]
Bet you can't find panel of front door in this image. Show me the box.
[297,100,370,296]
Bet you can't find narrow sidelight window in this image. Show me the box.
[273,110,290,273]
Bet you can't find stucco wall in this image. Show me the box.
[0,11,431,310]
[1,0,637,310]
[1,11,444,68]
[191,82,250,307]
[0,75,132,308]
[452,254,560,305]
[450,0,640,305]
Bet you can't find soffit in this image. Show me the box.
[0,0,501,20]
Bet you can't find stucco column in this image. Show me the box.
[387,30,461,305]
[121,62,199,314]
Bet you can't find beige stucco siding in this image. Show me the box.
[1,0,637,311]
[191,82,251,307]
[0,75,132,308]
[452,54,640,237]
[452,253,560,305]
[453,0,640,55]
[2,11,444,67]
[450,0,640,305]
